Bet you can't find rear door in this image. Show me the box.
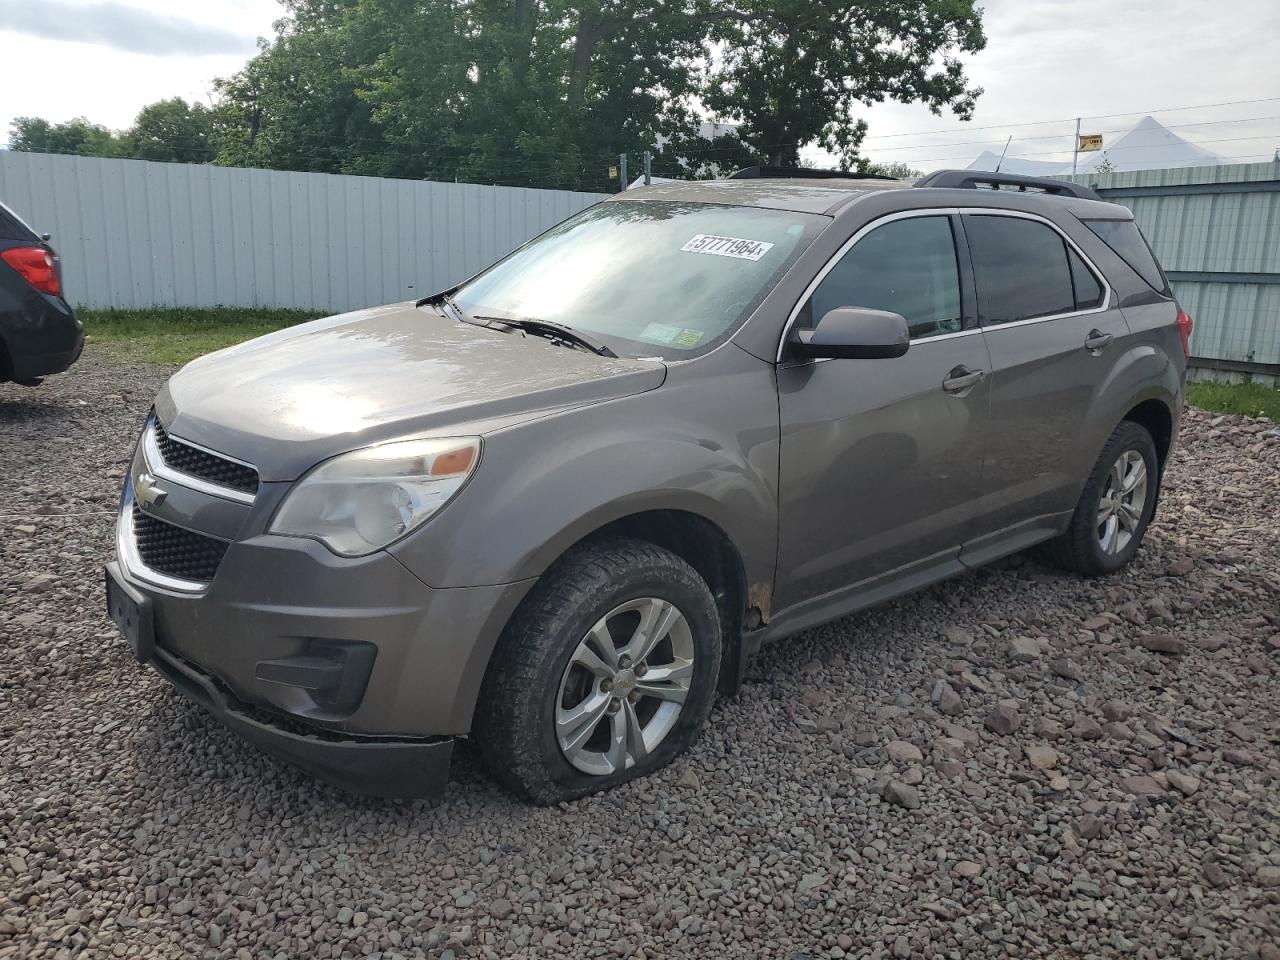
[958,210,1129,561]
[774,212,991,609]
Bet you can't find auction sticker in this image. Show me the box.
[638,322,682,344]
[681,234,774,261]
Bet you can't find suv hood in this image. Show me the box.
[155,302,666,481]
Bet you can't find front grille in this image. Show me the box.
[132,506,229,583]
[153,419,258,496]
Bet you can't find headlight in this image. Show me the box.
[269,437,480,557]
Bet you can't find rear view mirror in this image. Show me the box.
[790,307,910,360]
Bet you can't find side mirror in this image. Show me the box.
[790,307,910,360]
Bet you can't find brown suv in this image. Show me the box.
[106,168,1189,803]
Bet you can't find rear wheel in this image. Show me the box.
[474,538,721,804]
[1038,420,1160,576]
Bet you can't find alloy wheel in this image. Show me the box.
[1096,448,1148,555]
[554,597,695,776]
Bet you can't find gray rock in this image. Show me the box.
[1121,775,1163,796]
[1165,770,1200,796]
[984,700,1022,735]
[1025,744,1058,770]
[1100,700,1135,722]
[882,781,920,809]
[1141,633,1186,655]
[886,740,923,763]
[1007,636,1045,662]
[1071,715,1104,740]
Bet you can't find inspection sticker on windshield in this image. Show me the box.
[681,234,774,261]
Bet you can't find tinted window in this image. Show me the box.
[805,216,962,341]
[1068,248,1104,309]
[966,216,1075,324]
[455,200,824,358]
[1084,218,1169,293]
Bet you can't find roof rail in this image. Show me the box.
[914,169,1102,202]
[729,166,896,182]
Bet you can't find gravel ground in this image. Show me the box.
[2,345,1278,960]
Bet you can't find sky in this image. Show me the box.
[1,0,1278,174]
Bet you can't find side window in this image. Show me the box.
[804,216,962,341]
[965,215,1076,324]
[1068,248,1104,310]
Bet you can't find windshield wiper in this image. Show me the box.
[435,292,493,329]
[485,316,617,358]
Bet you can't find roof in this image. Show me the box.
[607,177,910,215]
[967,116,1222,174]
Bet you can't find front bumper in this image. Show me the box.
[108,540,533,796]
[147,616,454,799]
[108,415,537,797]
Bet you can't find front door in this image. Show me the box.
[775,213,991,611]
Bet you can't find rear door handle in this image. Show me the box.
[1084,329,1114,354]
[942,365,986,395]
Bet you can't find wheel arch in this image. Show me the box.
[1122,396,1175,470]
[486,506,757,706]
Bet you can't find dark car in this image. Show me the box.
[106,168,1189,803]
[0,200,83,385]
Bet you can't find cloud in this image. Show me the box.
[0,0,256,56]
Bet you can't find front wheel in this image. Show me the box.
[474,538,721,804]
[1038,420,1160,576]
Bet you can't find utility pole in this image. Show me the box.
[1072,117,1081,176]
[619,153,628,192]
[643,151,652,186]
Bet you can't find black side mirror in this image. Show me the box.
[40,233,51,242]
[790,306,910,360]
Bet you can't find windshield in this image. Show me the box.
[452,200,826,357]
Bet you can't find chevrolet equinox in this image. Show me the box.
[106,168,1190,803]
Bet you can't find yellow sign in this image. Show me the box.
[1078,134,1104,152]
[608,165,618,179]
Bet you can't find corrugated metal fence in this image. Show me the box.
[3,151,1277,384]
[0,150,604,314]
[1069,161,1280,385]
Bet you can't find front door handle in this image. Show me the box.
[1084,329,1114,354]
[942,365,986,395]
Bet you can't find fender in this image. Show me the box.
[389,345,782,598]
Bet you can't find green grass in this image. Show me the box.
[1187,380,1280,421]
[81,307,319,365]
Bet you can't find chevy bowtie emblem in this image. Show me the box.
[135,472,167,509]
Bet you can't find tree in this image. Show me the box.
[703,1,986,167]
[863,160,925,179]
[125,99,216,163]
[18,0,986,188]
[212,7,391,175]
[7,116,125,157]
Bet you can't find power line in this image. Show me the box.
[861,114,1280,155]
[854,95,1280,143]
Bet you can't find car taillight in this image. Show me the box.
[1175,307,1194,360]
[0,245,61,297]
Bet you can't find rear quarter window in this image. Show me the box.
[1083,218,1170,295]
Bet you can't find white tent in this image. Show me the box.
[966,116,1221,174]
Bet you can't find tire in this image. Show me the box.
[1038,420,1160,576]
[473,537,722,804]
